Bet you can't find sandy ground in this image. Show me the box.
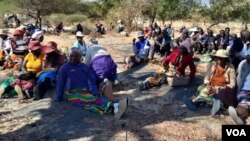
[0,30,249,141]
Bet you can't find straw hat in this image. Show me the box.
[76,31,84,37]
[213,49,229,58]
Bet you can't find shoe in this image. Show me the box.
[228,106,244,125]
[14,85,25,100]
[137,81,145,90]
[114,98,128,119]
[183,95,197,111]
[211,98,220,116]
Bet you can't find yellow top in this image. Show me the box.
[24,52,44,74]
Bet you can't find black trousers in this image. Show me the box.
[34,78,53,99]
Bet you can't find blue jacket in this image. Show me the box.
[133,40,150,59]
[56,62,99,101]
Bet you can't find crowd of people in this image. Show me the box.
[0,22,249,123]
[125,22,250,125]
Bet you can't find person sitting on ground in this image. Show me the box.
[117,20,125,33]
[183,49,237,116]
[124,31,151,70]
[56,48,128,119]
[96,23,105,34]
[227,34,243,68]
[238,30,250,62]
[0,41,44,100]
[31,30,44,43]
[225,27,232,41]
[33,41,65,100]
[12,29,29,55]
[203,29,217,54]
[0,29,13,66]
[228,55,250,125]
[138,45,196,90]
[177,29,192,53]
[194,27,207,54]
[164,23,174,39]
[55,22,63,34]
[216,30,229,49]
[4,29,28,70]
[151,22,161,39]
[144,27,151,39]
[75,23,83,34]
[71,31,87,57]
[85,41,118,102]
[150,30,171,59]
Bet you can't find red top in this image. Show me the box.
[162,48,196,78]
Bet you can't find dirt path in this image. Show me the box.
[0,33,248,141]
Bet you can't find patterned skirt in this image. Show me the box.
[66,88,112,115]
[237,91,250,111]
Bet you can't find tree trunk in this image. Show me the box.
[39,16,42,30]
[245,23,248,30]
[208,21,220,29]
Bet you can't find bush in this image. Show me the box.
[49,14,87,25]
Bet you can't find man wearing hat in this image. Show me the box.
[229,54,250,125]
[183,49,237,116]
[71,31,87,57]
[124,31,151,69]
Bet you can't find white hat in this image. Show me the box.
[32,30,44,39]
[137,31,144,37]
[213,49,229,58]
[76,31,84,37]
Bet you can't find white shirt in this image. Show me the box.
[0,39,13,55]
[242,73,250,91]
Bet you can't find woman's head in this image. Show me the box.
[69,48,81,64]
[198,27,204,34]
[43,41,58,54]
[207,29,213,36]
[13,29,24,40]
[213,49,229,66]
[28,40,42,56]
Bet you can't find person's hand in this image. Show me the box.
[132,38,136,44]
[163,63,169,71]
[175,70,181,77]
[207,86,215,95]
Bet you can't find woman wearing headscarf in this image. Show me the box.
[0,41,44,100]
[56,48,128,119]
[33,41,65,100]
